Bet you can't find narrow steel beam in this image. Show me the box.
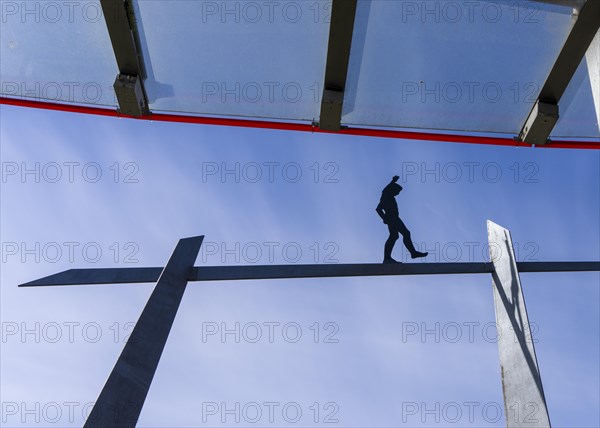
[318,0,358,131]
[192,262,492,281]
[519,0,600,145]
[19,261,600,287]
[488,221,551,427]
[19,267,163,287]
[83,236,203,428]
[528,0,585,9]
[100,0,149,117]
[517,261,600,272]
[189,261,600,282]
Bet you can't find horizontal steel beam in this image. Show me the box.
[519,0,600,145]
[19,267,163,287]
[19,261,600,287]
[191,262,493,281]
[528,0,585,9]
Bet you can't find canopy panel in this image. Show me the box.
[1,0,118,106]
[341,0,578,134]
[1,0,598,145]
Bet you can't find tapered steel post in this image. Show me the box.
[84,236,204,428]
[488,221,551,427]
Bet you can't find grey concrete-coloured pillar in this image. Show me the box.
[84,236,204,428]
[586,29,600,128]
[487,221,551,427]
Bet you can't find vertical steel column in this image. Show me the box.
[487,221,551,427]
[84,236,204,428]
[586,29,600,128]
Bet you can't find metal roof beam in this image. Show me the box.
[318,0,358,131]
[518,0,600,145]
[100,0,149,117]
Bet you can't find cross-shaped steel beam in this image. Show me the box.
[19,222,600,427]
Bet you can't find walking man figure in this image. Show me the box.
[376,175,428,263]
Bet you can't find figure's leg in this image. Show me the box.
[397,218,428,259]
[384,224,400,263]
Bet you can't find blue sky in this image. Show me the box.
[1,103,598,427]
[1,0,600,427]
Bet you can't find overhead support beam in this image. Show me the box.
[100,0,150,117]
[19,261,600,287]
[518,0,600,145]
[318,0,358,131]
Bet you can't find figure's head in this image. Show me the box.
[384,182,402,196]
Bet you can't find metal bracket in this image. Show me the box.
[114,74,147,117]
[519,101,559,146]
[320,89,345,131]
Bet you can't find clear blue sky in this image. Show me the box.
[1,0,599,427]
[1,103,598,427]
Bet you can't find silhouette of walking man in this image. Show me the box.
[376,176,428,263]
